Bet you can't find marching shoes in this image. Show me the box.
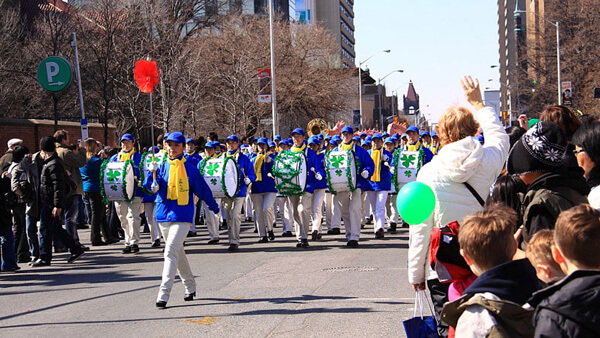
[258,237,269,243]
[156,301,167,309]
[184,292,195,301]
[375,228,385,239]
[268,230,275,241]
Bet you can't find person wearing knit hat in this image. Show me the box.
[0,138,23,173]
[507,121,589,243]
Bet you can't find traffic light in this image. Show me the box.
[533,80,537,85]
[502,111,509,121]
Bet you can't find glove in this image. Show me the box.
[383,154,389,162]
[151,181,159,194]
[244,177,251,185]
[315,173,323,181]
[361,170,370,179]
[148,161,159,172]
[265,156,272,164]
[390,168,395,175]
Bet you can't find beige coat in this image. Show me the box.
[55,143,86,195]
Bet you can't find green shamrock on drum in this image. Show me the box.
[401,154,416,168]
[330,155,345,168]
[206,162,220,176]
[106,169,121,182]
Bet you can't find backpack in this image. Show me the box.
[429,220,472,283]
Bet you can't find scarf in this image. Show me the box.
[226,149,239,158]
[166,156,189,206]
[406,140,422,152]
[291,143,307,153]
[339,142,354,151]
[430,144,439,155]
[186,150,197,157]
[254,152,267,182]
[118,148,135,162]
[370,148,382,182]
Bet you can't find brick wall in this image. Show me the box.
[0,118,117,154]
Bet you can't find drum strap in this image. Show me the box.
[339,142,353,151]
[291,143,306,153]
[226,149,240,158]
[405,140,422,152]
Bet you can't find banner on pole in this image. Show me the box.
[561,81,572,105]
[258,68,272,103]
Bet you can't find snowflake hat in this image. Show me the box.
[507,121,567,175]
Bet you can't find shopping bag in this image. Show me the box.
[402,290,439,338]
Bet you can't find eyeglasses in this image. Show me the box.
[573,148,585,155]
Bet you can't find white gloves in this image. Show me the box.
[151,181,159,193]
[244,177,251,185]
[265,156,272,163]
[390,168,395,175]
[315,173,323,181]
[383,154,389,162]
[148,161,159,172]
[361,170,370,179]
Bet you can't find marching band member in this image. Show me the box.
[308,136,326,241]
[367,133,393,239]
[430,130,440,155]
[326,136,342,235]
[184,137,202,237]
[198,142,222,244]
[223,135,256,252]
[360,139,373,229]
[333,126,374,247]
[144,132,219,308]
[384,137,400,233]
[276,139,294,237]
[142,146,162,248]
[249,138,277,243]
[420,131,432,151]
[110,134,144,254]
[289,128,326,248]
[404,126,434,164]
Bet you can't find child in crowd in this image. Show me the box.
[441,205,541,337]
[525,229,565,284]
[527,204,600,337]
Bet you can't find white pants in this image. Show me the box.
[327,192,342,229]
[362,191,371,223]
[250,193,276,237]
[311,189,326,233]
[335,189,362,241]
[143,202,161,241]
[288,193,313,240]
[204,198,221,240]
[245,194,253,218]
[115,198,142,246]
[280,196,293,233]
[367,191,389,232]
[224,198,244,245]
[386,194,400,223]
[157,222,196,303]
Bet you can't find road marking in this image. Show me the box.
[184,317,219,326]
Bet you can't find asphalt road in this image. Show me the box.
[0,219,422,337]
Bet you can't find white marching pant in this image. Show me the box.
[204,198,221,240]
[157,222,196,303]
[367,190,389,232]
[245,194,253,218]
[115,198,142,246]
[362,191,370,223]
[335,189,362,241]
[288,193,313,240]
[386,194,400,223]
[311,189,326,233]
[280,196,293,233]
[250,193,276,237]
[224,198,244,245]
[143,202,161,242]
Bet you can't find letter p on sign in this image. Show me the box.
[37,56,72,92]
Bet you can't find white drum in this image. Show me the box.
[140,151,167,193]
[394,150,423,189]
[201,157,239,199]
[101,160,135,202]
[325,149,357,194]
[272,151,308,196]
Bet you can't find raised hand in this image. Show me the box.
[460,76,485,111]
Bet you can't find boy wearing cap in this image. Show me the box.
[308,136,327,240]
[288,128,326,248]
[223,135,256,251]
[383,137,400,232]
[333,126,375,247]
[404,126,434,164]
[184,138,201,167]
[144,132,219,308]
[368,133,393,239]
[249,138,277,242]
[110,133,145,254]
[275,140,294,237]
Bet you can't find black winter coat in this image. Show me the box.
[39,153,67,209]
[528,270,600,338]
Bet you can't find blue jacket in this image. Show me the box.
[293,146,326,194]
[143,154,219,223]
[227,150,256,198]
[249,152,277,194]
[185,150,202,168]
[80,156,103,193]
[368,149,392,191]
[333,143,375,191]
[110,151,144,197]
[313,151,328,190]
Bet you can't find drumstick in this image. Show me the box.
[241,168,246,178]
[267,173,274,179]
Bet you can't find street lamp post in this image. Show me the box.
[358,49,391,129]
[514,10,561,105]
[378,70,403,130]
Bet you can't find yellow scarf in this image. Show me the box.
[226,149,239,158]
[166,156,189,206]
[339,142,353,151]
[118,149,135,162]
[406,140,422,152]
[254,152,266,182]
[370,148,382,182]
[186,150,197,157]
[430,144,439,155]
[291,143,306,153]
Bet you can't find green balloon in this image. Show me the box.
[396,181,436,224]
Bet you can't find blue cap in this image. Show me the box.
[393,133,400,138]
[360,132,367,137]
[240,144,249,149]
[365,135,373,142]
[341,126,354,135]
[325,136,332,141]
[250,137,257,144]
[308,135,321,145]
[431,130,438,137]
[332,135,342,143]
[226,134,239,143]
[361,140,371,147]
[291,128,305,136]
[213,141,221,147]
[204,141,215,149]
[390,136,398,142]
[372,133,383,140]
[163,132,170,140]
[406,126,419,133]
[317,133,324,140]
[284,139,294,146]
[121,133,134,141]
[384,137,395,144]
[274,135,282,141]
[267,140,276,148]
[186,137,196,144]
[382,132,389,138]
[401,133,408,139]
[147,146,160,153]
[352,136,360,143]
[420,131,430,137]
[257,137,268,145]
[166,132,185,144]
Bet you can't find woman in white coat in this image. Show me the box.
[407,76,510,337]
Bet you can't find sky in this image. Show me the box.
[353,0,501,125]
